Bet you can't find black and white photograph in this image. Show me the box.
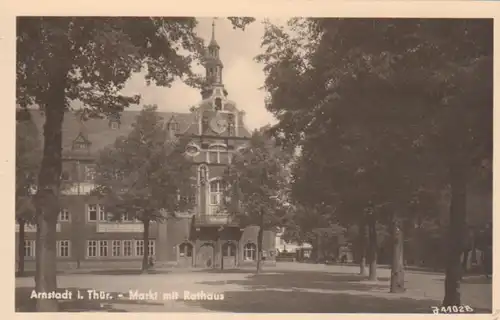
[12,9,494,314]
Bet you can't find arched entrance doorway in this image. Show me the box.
[178,242,194,267]
[197,243,215,268]
[222,242,237,268]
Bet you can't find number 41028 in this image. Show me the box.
[431,305,474,314]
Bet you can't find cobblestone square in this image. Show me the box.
[15,262,492,313]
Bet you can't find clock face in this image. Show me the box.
[210,114,228,134]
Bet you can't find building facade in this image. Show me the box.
[15,22,276,269]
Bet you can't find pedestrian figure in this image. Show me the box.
[341,254,347,265]
[148,255,155,268]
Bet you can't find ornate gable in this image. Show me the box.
[72,132,91,150]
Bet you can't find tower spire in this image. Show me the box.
[209,18,219,48]
[201,18,226,99]
[211,19,215,42]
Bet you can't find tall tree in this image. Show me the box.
[94,105,195,272]
[256,18,492,301]
[16,110,42,276]
[16,17,254,311]
[282,203,344,262]
[224,127,289,274]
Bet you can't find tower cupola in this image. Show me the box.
[201,19,227,99]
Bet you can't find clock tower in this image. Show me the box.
[201,19,227,101]
[172,19,275,270]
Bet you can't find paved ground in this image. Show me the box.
[15,262,492,313]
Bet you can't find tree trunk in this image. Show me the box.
[317,235,323,262]
[470,232,477,266]
[17,219,26,276]
[367,215,378,281]
[35,208,42,291]
[35,95,66,312]
[461,250,469,275]
[142,220,150,273]
[256,210,264,274]
[219,233,224,271]
[443,160,467,307]
[359,220,367,276]
[390,215,405,293]
[35,208,59,311]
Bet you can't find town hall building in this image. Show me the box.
[15,22,276,269]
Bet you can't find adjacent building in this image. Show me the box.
[15,22,276,269]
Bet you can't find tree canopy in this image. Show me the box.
[94,105,195,222]
[256,17,492,304]
[16,17,255,310]
[224,126,290,230]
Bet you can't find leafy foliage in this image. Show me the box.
[257,17,492,223]
[94,105,195,222]
[256,17,492,302]
[16,17,255,308]
[223,126,289,230]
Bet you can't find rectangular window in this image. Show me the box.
[148,240,155,257]
[84,165,96,181]
[209,151,218,164]
[123,213,134,222]
[112,240,121,257]
[58,209,70,222]
[99,240,108,257]
[135,240,144,256]
[24,240,35,258]
[87,240,97,257]
[74,142,88,150]
[123,240,133,256]
[88,204,97,222]
[210,194,219,205]
[190,193,197,206]
[98,205,107,222]
[57,240,70,257]
[219,152,229,164]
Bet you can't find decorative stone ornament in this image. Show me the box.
[210,112,228,134]
[185,144,200,157]
[199,165,207,185]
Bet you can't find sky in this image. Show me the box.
[122,17,277,131]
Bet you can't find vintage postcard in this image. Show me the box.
[1,0,498,317]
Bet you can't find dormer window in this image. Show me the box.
[72,132,90,151]
[110,121,119,130]
[74,142,88,150]
[168,121,179,132]
[167,118,179,139]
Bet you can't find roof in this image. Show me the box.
[29,110,195,157]
[28,108,252,158]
